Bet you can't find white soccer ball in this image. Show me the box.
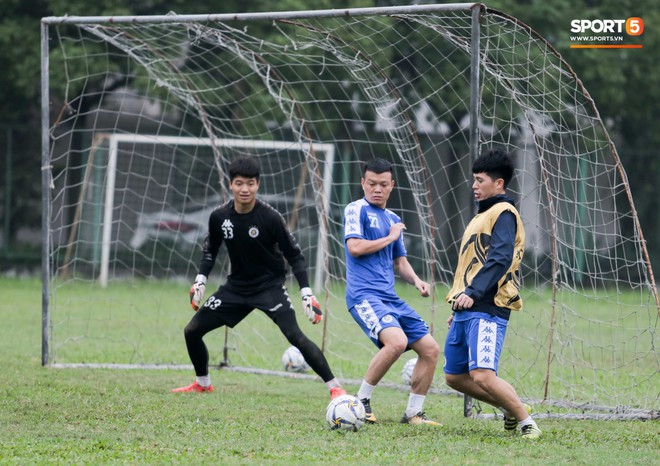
[281,346,310,373]
[326,395,366,432]
[401,357,418,385]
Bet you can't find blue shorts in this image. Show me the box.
[349,296,430,349]
[443,314,508,375]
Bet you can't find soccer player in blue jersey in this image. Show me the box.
[444,149,542,439]
[343,158,440,426]
[171,156,347,400]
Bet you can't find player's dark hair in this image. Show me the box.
[229,156,260,181]
[472,148,514,188]
[362,158,393,176]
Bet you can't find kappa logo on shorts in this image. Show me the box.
[477,319,497,369]
[248,225,260,238]
[382,315,393,323]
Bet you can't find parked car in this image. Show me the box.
[129,194,318,250]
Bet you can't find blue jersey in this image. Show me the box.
[343,198,406,307]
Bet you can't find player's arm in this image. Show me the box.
[189,212,223,311]
[346,222,406,257]
[273,211,308,288]
[273,212,322,324]
[394,256,430,297]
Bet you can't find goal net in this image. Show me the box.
[42,4,658,419]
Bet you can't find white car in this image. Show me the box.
[129,194,317,250]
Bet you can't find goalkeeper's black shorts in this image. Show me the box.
[197,283,295,328]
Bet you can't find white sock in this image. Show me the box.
[356,381,376,400]
[518,416,537,429]
[325,378,342,390]
[196,375,211,387]
[405,393,426,417]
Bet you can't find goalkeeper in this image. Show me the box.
[172,156,347,400]
[444,149,541,439]
[343,158,440,426]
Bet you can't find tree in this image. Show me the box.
[1,0,657,272]
[485,0,659,271]
[0,0,325,251]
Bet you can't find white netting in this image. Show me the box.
[43,5,658,418]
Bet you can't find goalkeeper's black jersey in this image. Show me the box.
[198,199,309,293]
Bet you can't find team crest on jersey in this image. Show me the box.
[248,225,260,238]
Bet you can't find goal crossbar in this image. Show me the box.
[41,3,479,25]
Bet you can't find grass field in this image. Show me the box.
[43,275,658,412]
[1,276,658,464]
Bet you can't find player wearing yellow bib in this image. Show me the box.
[444,149,542,439]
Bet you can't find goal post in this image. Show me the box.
[41,4,659,419]
[95,134,335,289]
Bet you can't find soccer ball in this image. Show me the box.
[326,395,366,432]
[401,357,418,385]
[281,346,310,373]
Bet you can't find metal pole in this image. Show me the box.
[40,21,51,366]
[464,2,482,419]
[41,3,478,25]
[313,145,335,291]
[3,127,11,253]
[469,4,481,162]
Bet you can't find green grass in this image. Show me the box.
[1,276,658,464]
[43,276,659,411]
